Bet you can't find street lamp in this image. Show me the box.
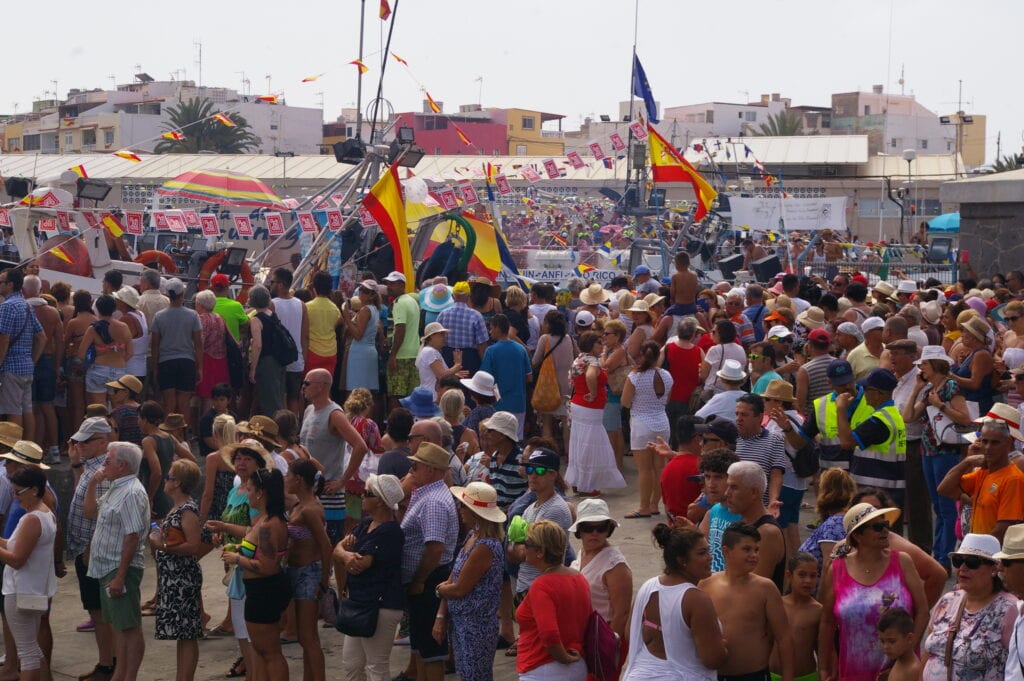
[902,149,916,243]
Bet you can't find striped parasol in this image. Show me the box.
[157,168,287,210]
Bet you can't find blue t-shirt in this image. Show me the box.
[753,370,783,395]
[480,339,532,414]
[706,502,741,572]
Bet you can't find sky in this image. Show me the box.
[5,0,1022,163]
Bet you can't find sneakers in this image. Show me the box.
[76,618,95,633]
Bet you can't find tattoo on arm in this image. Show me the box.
[259,525,276,559]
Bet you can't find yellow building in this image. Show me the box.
[490,108,565,156]
[943,113,987,168]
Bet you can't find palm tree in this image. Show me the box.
[154,97,260,154]
[992,153,1024,173]
[752,110,804,137]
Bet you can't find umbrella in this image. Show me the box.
[157,169,287,210]
[926,212,959,233]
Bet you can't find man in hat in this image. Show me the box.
[24,274,63,464]
[401,442,459,681]
[795,328,835,417]
[67,417,116,681]
[269,267,308,416]
[383,271,420,406]
[465,412,527,509]
[0,268,45,442]
[509,448,574,596]
[877,316,910,372]
[150,278,203,432]
[938,418,1024,540]
[437,282,488,376]
[633,265,660,296]
[480,315,532,439]
[847,316,885,378]
[837,368,908,507]
[656,416,705,523]
[696,359,748,423]
[211,272,249,342]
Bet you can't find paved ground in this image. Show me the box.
[43,455,820,681]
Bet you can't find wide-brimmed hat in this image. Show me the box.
[972,403,1024,442]
[399,386,442,418]
[113,286,140,309]
[568,498,618,533]
[921,300,943,325]
[159,414,187,432]
[0,422,22,448]
[460,371,501,400]
[716,359,746,382]
[481,411,519,441]
[643,293,666,308]
[420,285,454,313]
[237,415,280,448]
[995,524,1024,561]
[796,306,825,329]
[579,283,610,306]
[421,321,449,342]
[1,441,48,470]
[873,281,897,299]
[915,345,955,367]
[897,280,918,295]
[627,300,651,314]
[950,533,1000,561]
[960,316,990,342]
[758,379,795,403]
[221,439,273,470]
[408,442,450,471]
[365,473,404,511]
[843,502,901,535]
[451,482,507,524]
[106,374,143,395]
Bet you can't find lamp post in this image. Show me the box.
[902,148,916,243]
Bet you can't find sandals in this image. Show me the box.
[496,635,514,650]
[623,511,652,519]
[226,657,245,678]
[206,624,233,637]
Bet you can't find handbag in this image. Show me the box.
[927,400,979,445]
[583,609,620,681]
[319,586,339,626]
[334,597,380,638]
[15,594,48,612]
[531,337,563,413]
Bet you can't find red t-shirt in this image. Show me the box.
[660,452,702,519]
[665,342,703,402]
[515,572,592,673]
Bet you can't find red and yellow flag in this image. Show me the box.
[212,113,236,127]
[362,165,413,292]
[67,165,88,178]
[391,52,408,66]
[114,149,141,162]
[161,131,185,141]
[425,91,441,114]
[51,245,74,264]
[301,74,323,83]
[453,124,472,146]
[349,59,369,74]
[101,214,125,237]
[379,0,391,19]
[647,124,717,221]
[257,95,280,104]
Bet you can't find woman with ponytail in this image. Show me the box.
[621,341,674,518]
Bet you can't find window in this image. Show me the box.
[705,110,714,123]
[82,129,96,145]
[516,144,527,155]
[744,111,757,122]
[104,130,114,145]
[864,105,871,116]
[890,138,898,148]
[23,135,40,151]
[521,116,535,130]
[64,132,73,148]
[920,139,928,149]
[270,124,278,130]
[947,141,953,151]
[434,147,441,155]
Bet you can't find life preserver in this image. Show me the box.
[196,250,255,305]
[133,250,178,273]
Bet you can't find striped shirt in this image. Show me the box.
[400,479,459,583]
[801,354,834,415]
[465,445,527,509]
[735,428,788,505]
[86,474,150,579]
[437,302,488,349]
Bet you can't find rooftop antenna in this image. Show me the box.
[475,76,483,106]
[134,65,142,82]
[194,41,203,89]
[108,75,116,89]
[51,80,58,102]
[315,92,324,109]
[237,71,250,95]
[898,64,905,95]
[738,89,750,104]
[265,74,272,93]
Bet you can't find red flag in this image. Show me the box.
[199,215,220,237]
[212,113,236,127]
[379,0,391,19]
[233,215,253,236]
[256,95,280,104]
[391,52,408,66]
[349,60,369,74]
[125,212,144,235]
[68,165,88,178]
[425,92,441,114]
[301,74,323,83]
[265,213,285,236]
[453,124,472,146]
[647,124,718,221]
[114,149,141,162]
[161,131,185,141]
[361,165,413,291]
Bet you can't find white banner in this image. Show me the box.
[729,196,847,232]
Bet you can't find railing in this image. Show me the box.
[540,130,564,138]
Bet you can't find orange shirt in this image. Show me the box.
[961,464,1024,534]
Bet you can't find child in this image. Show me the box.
[876,607,921,681]
[772,552,822,681]
[666,251,699,319]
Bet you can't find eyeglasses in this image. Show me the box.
[952,555,995,570]
[748,353,762,360]
[1006,316,1021,323]
[362,491,376,499]
[577,523,610,534]
[524,465,552,476]
[770,336,793,343]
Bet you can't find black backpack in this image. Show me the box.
[787,440,820,479]
[257,312,298,366]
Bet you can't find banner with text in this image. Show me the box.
[728,196,848,232]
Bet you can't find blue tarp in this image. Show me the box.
[927,212,960,233]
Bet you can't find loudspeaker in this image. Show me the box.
[752,254,783,282]
[4,177,33,200]
[622,187,639,209]
[927,237,954,264]
[649,188,666,208]
[718,253,745,280]
[333,139,365,164]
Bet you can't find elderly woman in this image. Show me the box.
[78,294,133,406]
[194,290,230,411]
[515,520,592,681]
[818,503,928,681]
[439,389,479,456]
[247,284,287,417]
[920,533,1018,680]
[903,345,974,568]
[621,341,673,518]
[600,319,631,469]
[416,322,463,397]
[568,499,632,640]
[953,316,997,414]
[532,309,575,446]
[149,459,204,681]
[342,279,380,395]
[434,482,506,681]
[663,317,705,446]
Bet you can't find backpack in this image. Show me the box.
[787,440,820,479]
[257,312,298,366]
[583,609,620,681]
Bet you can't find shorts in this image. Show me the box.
[32,355,56,403]
[630,423,669,451]
[777,486,805,528]
[305,351,337,376]
[158,358,196,393]
[718,670,770,681]
[65,357,87,384]
[85,364,122,395]
[408,564,452,662]
[243,572,291,624]
[285,371,304,401]
[287,562,322,601]
[388,358,418,398]
[75,554,102,612]
[602,401,622,430]
[0,373,32,416]
[99,567,143,631]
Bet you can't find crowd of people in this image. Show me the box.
[5,248,1024,681]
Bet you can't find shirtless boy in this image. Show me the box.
[666,251,699,318]
[771,552,821,681]
[700,523,794,681]
[876,607,921,681]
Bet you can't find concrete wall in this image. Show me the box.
[958,201,1024,276]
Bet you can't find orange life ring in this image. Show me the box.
[196,250,255,305]
[133,250,178,274]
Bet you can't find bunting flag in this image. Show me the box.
[301,74,323,83]
[362,165,413,292]
[349,59,369,74]
[598,241,612,256]
[647,124,717,221]
[574,263,596,276]
[212,113,236,127]
[631,54,659,124]
[379,0,391,19]
[551,233,567,247]
[100,214,125,238]
[67,165,88,178]
[744,145,754,158]
[425,91,441,114]
[161,131,185,141]
[51,245,74,264]
[391,52,408,66]
[453,123,472,146]
[113,149,141,162]
[256,95,280,104]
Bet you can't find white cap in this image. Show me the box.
[766,325,793,339]
[575,310,595,327]
[861,316,885,333]
[836,321,864,341]
[164,277,185,296]
[383,271,406,283]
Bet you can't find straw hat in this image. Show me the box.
[237,415,280,448]
[758,379,795,403]
[796,306,825,329]
[365,474,404,511]
[159,414,187,432]
[408,442,450,471]
[450,482,507,524]
[960,316,989,342]
[1,441,49,470]
[113,286,140,309]
[915,345,955,366]
[921,300,943,325]
[0,422,23,448]
[972,403,1024,442]
[221,439,273,470]
[85,404,110,418]
[568,498,618,533]
[873,281,898,301]
[950,533,1000,561]
[995,524,1024,561]
[106,374,143,395]
[421,322,449,342]
[643,293,666,308]
[580,283,610,306]
[627,300,651,314]
[460,371,501,400]
[843,502,901,535]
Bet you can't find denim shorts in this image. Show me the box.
[287,561,322,601]
[85,364,123,395]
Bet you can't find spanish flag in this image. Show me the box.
[212,113,236,127]
[425,91,441,114]
[362,166,413,292]
[101,214,125,237]
[114,150,141,162]
[551,233,567,247]
[647,124,717,221]
[391,52,408,66]
[379,0,391,19]
[51,245,74,264]
[301,74,323,83]
[257,95,280,104]
[161,131,185,141]
[453,124,472,146]
[68,165,88,178]
[349,59,369,74]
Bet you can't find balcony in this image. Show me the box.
[541,130,564,138]
[81,144,95,151]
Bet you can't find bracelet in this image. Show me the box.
[435,614,445,619]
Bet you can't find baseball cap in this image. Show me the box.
[859,368,898,392]
[634,265,651,276]
[767,325,793,339]
[211,273,230,288]
[807,328,831,345]
[827,359,856,386]
[164,277,186,296]
[575,310,595,328]
[694,418,738,447]
[383,271,407,283]
[525,447,560,470]
[71,416,113,442]
[861,316,885,333]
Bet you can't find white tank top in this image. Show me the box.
[2,509,57,598]
[273,296,305,372]
[125,310,148,377]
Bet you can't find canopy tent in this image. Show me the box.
[926,212,960,233]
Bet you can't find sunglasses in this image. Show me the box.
[952,555,995,570]
[701,435,722,444]
[524,465,553,476]
[1007,316,1021,323]
[362,491,376,499]
[770,336,793,343]
[748,354,762,360]
[577,523,610,534]
[865,521,890,532]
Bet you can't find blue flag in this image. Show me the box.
[632,54,659,124]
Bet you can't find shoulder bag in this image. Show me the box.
[335,595,381,638]
[531,336,564,413]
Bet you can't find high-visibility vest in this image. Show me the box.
[849,403,908,489]
[815,389,873,469]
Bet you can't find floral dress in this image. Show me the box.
[155,501,203,640]
[922,589,1018,680]
[447,535,504,681]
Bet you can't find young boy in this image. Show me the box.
[771,552,821,681]
[700,523,794,681]
[877,608,921,681]
[666,251,699,319]
[198,382,235,457]
[695,449,741,569]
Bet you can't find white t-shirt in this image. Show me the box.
[416,346,445,396]
[790,297,811,315]
[272,296,305,372]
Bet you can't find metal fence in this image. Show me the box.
[800,259,960,286]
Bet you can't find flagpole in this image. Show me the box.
[354,0,366,142]
[625,0,639,197]
[777,170,793,273]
